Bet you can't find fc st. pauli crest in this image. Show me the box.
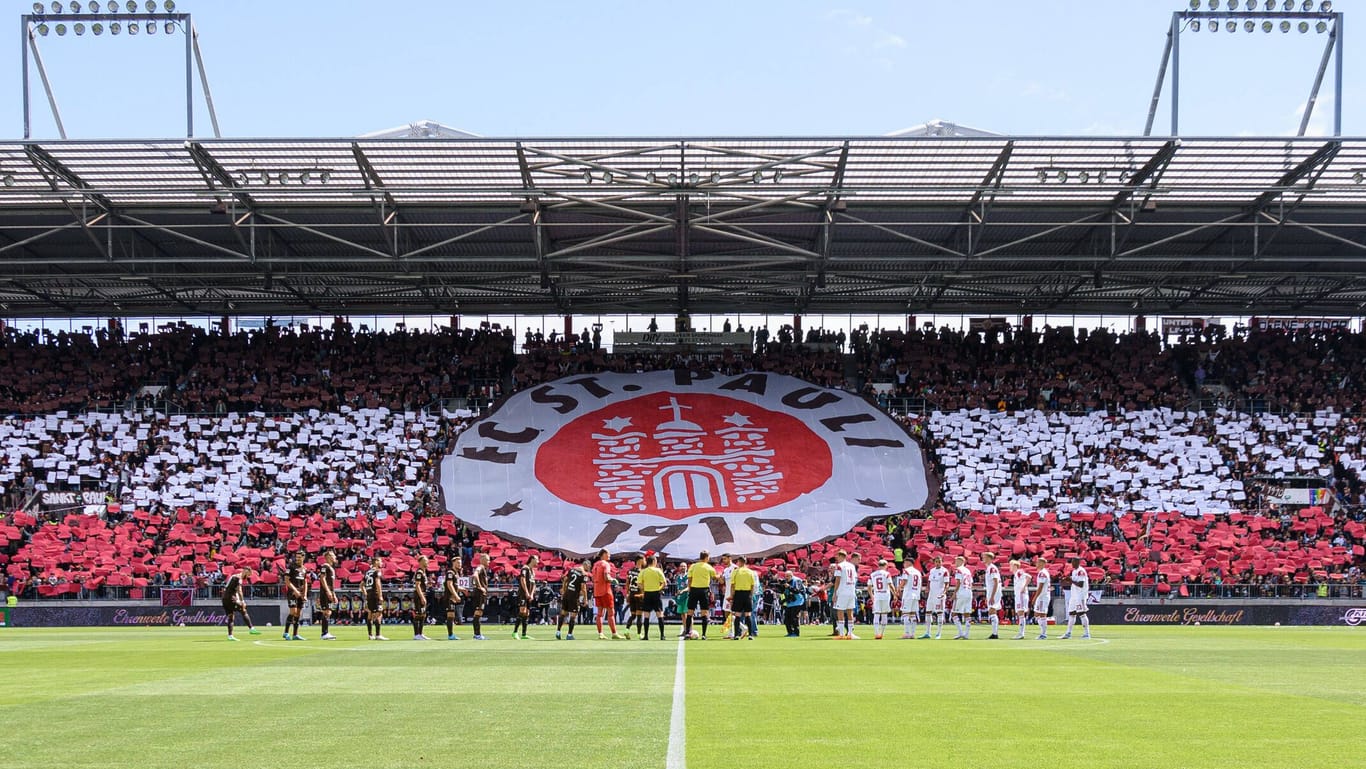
[441,371,930,556]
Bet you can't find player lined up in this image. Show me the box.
[220,549,1092,642]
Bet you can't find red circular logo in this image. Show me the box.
[535,392,833,521]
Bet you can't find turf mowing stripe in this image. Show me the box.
[667,637,686,769]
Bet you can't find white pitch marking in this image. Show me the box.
[666,637,687,769]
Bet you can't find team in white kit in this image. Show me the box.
[839,550,1092,640]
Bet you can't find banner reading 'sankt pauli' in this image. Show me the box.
[442,372,932,557]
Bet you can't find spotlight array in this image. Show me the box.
[29,0,174,12]
[591,169,772,185]
[1184,0,1335,34]
[1188,0,1330,8]
[1034,167,1132,184]
[28,0,184,37]
[234,168,333,187]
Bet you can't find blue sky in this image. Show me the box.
[5,0,1360,139]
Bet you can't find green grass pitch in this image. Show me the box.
[1,624,1362,769]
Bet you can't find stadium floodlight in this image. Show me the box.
[666,172,678,185]
[1316,20,1328,32]
[124,0,136,11]
[164,21,175,33]
[66,1,79,12]
[1320,1,1332,10]
[92,22,102,35]
[235,171,248,186]
[773,169,784,183]
[1209,0,1219,8]
[164,0,175,9]
[1246,0,1256,9]
[106,0,118,10]
[298,171,311,185]
[145,20,155,34]
[54,22,66,35]
[1244,20,1255,32]
[1097,169,1107,184]
[50,1,63,12]
[1300,0,1312,10]
[1353,172,1363,184]
[1,174,14,187]
[319,170,330,184]
[1264,0,1275,9]
[688,172,699,185]
[1226,20,1237,32]
[1280,20,1291,31]
[581,170,592,184]
[109,21,119,33]
[127,19,137,33]
[73,22,84,35]
[1262,21,1273,32]
[277,171,289,185]
[32,2,44,13]
[709,171,721,184]
[644,171,656,184]
[751,170,762,183]
[1036,169,1047,183]
[1190,19,1201,31]
[36,22,50,35]
[1298,20,1309,32]
[602,171,614,184]
[1056,169,1068,182]
[1189,0,1199,8]
[258,170,269,185]
[1282,0,1293,8]
[1077,170,1090,183]
[145,0,157,11]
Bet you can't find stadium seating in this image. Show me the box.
[2,322,1364,596]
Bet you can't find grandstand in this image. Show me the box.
[5,5,1366,769]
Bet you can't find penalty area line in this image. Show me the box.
[667,637,686,769]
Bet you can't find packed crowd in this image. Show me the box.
[1,320,1365,599]
[0,323,513,415]
[926,407,1366,515]
[7,320,1366,417]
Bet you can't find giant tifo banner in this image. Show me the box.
[441,372,932,557]
[8,603,277,628]
[1087,603,1366,627]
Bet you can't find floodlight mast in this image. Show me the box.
[19,8,220,139]
[1143,5,1343,136]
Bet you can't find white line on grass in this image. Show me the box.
[666,637,686,769]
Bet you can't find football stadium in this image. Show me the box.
[2,3,1365,768]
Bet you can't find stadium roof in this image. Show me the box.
[2,135,1366,318]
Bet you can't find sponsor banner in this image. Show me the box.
[613,332,752,349]
[0,607,7,627]
[1251,317,1352,332]
[40,490,106,507]
[1160,317,1206,336]
[968,317,1010,333]
[1267,486,1333,506]
[160,587,194,608]
[10,604,276,627]
[1088,603,1366,626]
[442,372,932,557]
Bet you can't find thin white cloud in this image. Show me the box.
[1021,80,1069,102]
[827,8,906,62]
[875,32,908,49]
[829,8,873,27]
[1287,96,1333,137]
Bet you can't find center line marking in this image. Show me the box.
[666,637,687,769]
